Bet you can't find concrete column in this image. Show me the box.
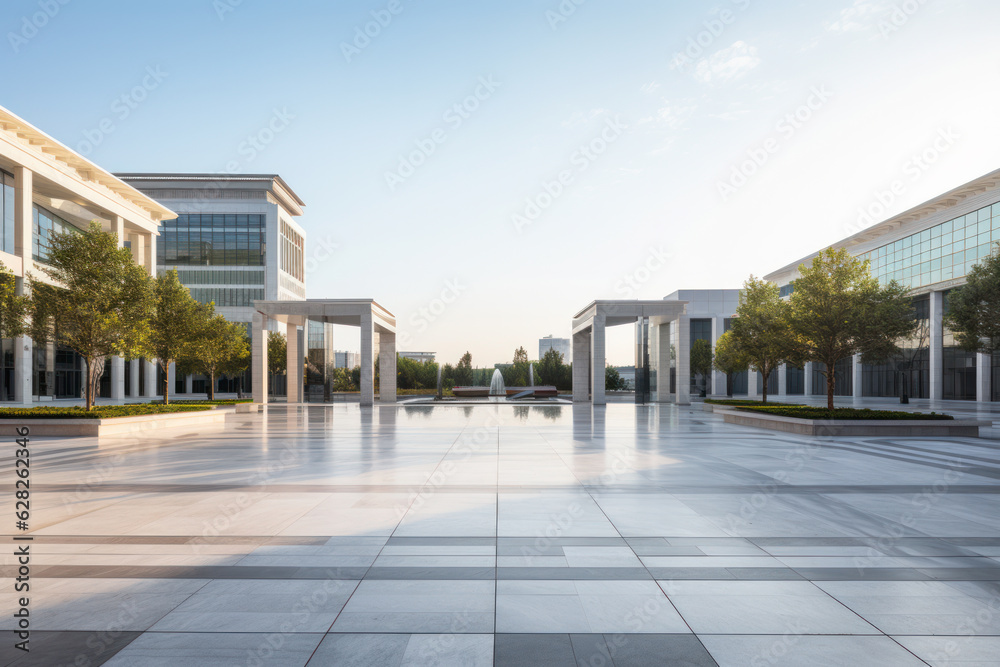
[252,311,269,404]
[185,374,193,396]
[977,352,991,403]
[804,362,814,396]
[286,323,303,404]
[144,360,158,399]
[360,310,374,407]
[129,359,141,398]
[676,315,691,406]
[111,215,125,247]
[590,314,606,406]
[852,353,863,398]
[572,330,590,402]
[133,234,145,268]
[711,317,727,397]
[655,323,672,403]
[14,167,32,270]
[929,291,944,401]
[13,338,32,405]
[746,369,760,399]
[379,330,397,404]
[167,362,176,398]
[778,364,788,397]
[145,233,157,277]
[111,356,125,401]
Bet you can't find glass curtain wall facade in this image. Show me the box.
[635,317,650,404]
[860,203,1000,290]
[690,319,711,396]
[723,318,748,395]
[785,367,805,395]
[862,295,930,399]
[811,360,853,396]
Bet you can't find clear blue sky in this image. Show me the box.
[6,0,1000,366]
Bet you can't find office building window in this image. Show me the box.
[860,202,1000,289]
[280,220,304,281]
[157,214,266,266]
[32,205,80,264]
[174,269,265,285]
[862,295,930,399]
[188,288,265,307]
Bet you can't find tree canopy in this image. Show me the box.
[30,222,153,410]
[789,247,916,410]
[945,243,1000,354]
[147,270,203,404]
[727,276,797,403]
[178,302,250,400]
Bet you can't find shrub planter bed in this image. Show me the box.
[702,399,805,413]
[0,405,231,437]
[716,406,985,437]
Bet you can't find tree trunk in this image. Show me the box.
[826,368,836,412]
[761,368,768,404]
[84,356,94,411]
[161,361,170,405]
[208,371,215,401]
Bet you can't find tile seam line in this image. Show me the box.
[303,418,478,666]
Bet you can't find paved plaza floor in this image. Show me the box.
[3,402,1000,666]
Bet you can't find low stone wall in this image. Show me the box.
[718,407,985,437]
[0,408,231,437]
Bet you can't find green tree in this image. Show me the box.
[513,346,528,364]
[455,352,473,386]
[30,222,152,411]
[605,365,628,391]
[945,243,1000,354]
[690,339,714,396]
[0,262,29,400]
[147,270,203,405]
[713,331,749,397]
[178,303,250,400]
[537,348,564,388]
[267,331,286,397]
[789,247,916,410]
[729,276,797,403]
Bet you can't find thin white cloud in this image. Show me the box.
[693,41,761,85]
[826,0,891,33]
[562,108,610,128]
[640,81,661,95]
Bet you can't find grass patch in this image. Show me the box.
[705,399,805,407]
[735,406,954,421]
[0,405,215,419]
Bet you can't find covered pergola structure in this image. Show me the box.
[252,299,396,406]
[572,300,688,406]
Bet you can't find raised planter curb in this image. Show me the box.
[717,406,985,437]
[0,407,232,437]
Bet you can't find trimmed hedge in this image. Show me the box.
[735,406,954,421]
[157,399,252,405]
[0,405,215,420]
[705,399,805,407]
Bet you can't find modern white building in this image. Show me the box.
[539,335,571,362]
[399,351,435,364]
[118,173,315,396]
[0,105,174,404]
[334,351,360,369]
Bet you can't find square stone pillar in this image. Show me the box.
[14,167,32,271]
[804,362,814,396]
[977,352,991,403]
[572,330,590,402]
[144,360,158,399]
[778,364,788,397]
[129,359,141,398]
[676,315,691,406]
[852,354,863,398]
[711,317,727,396]
[167,362,176,398]
[360,311,374,407]
[145,233,157,277]
[252,311,269,404]
[132,234,145,268]
[929,291,944,401]
[185,374,193,396]
[655,323,672,403]
[13,338,32,405]
[110,356,125,401]
[286,323,303,404]
[590,314,606,405]
[746,368,759,399]
[379,330,397,404]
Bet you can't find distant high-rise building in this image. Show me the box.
[539,335,571,362]
[400,351,436,364]
[334,351,360,369]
